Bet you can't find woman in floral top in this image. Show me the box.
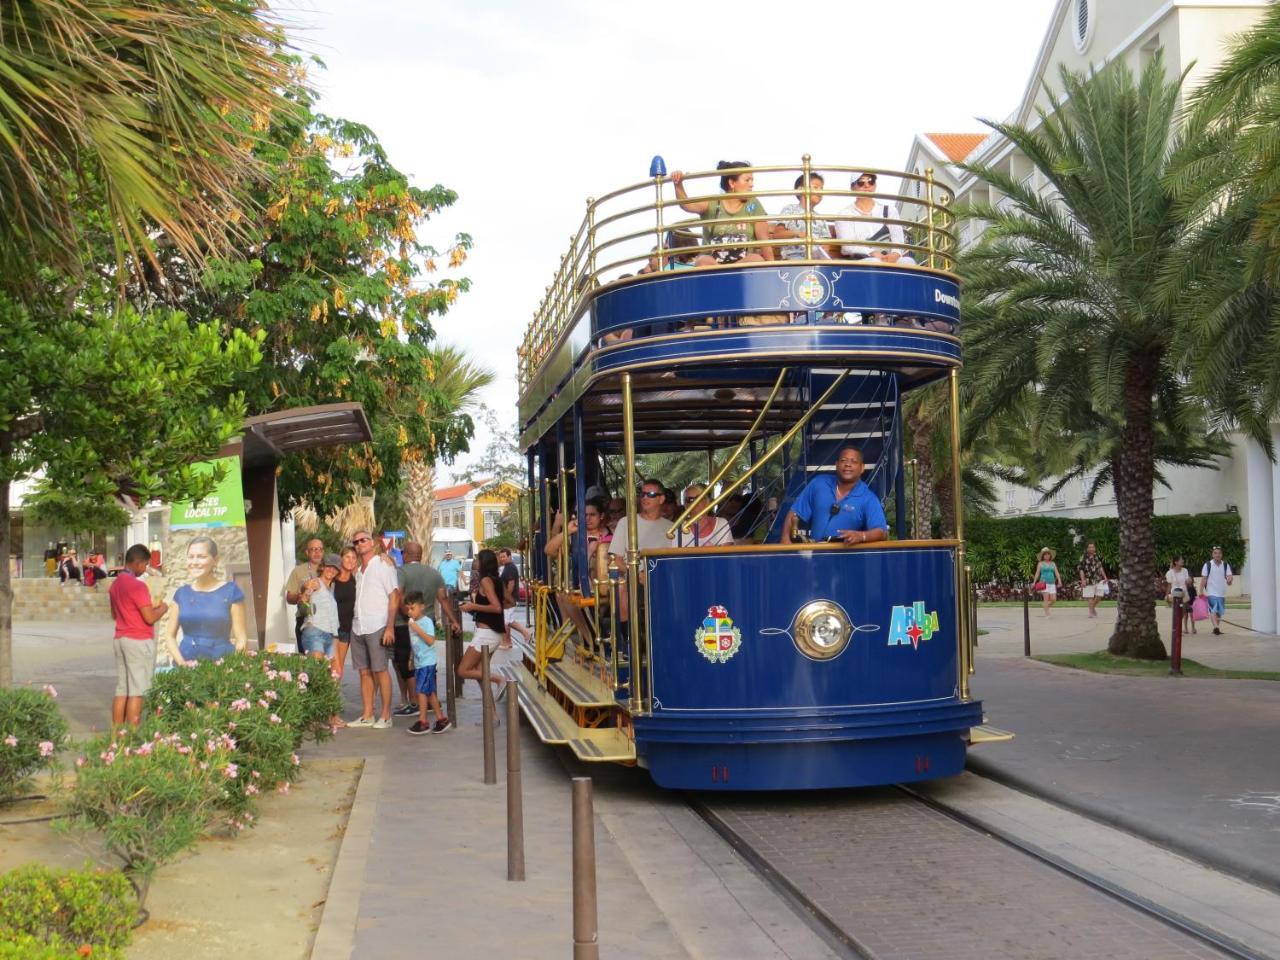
[1076,541,1111,619]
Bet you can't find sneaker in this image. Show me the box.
[1213,627,1221,635]
[431,718,453,734]
[372,717,392,729]
[393,703,417,717]
[347,716,375,728]
[408,720,431,736]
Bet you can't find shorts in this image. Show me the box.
[503,607,518,626]
[1207,595,1226,617]
[337,629,352,643]
[114,637,156,697]
[392,624,415,680]
[300,626,335,657]
[414,665,438,697]
[1040,583,1057,596]
[350,629,390,672]
[713,246,749,264]
[468,626,503,653]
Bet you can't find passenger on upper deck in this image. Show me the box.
[832,172,915,264]
[772,172,836,260]
[672,161,774,266]
[780,445,888,546]
[675,485,734,547]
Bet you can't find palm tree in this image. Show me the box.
[0,0,294,286]
[959,56,1260,660]
[400,345,494,546]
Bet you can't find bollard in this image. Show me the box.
[506,679,525,881]
[571,777,600,960]
[481,648,496,785]
[1170,597,1184,676]
[445,629,458,727]
[1023,591,1031,657]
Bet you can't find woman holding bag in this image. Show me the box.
[1031,547,1062,617]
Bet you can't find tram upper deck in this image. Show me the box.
[517,159,961,447]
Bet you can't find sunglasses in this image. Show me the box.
[352,537,371,544]
[641,490,663,498]
[854,177,876,186]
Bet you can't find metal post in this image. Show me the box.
[948,368,968,699]
[654,174,666,270]
[571,777,600,960]
[481,648,496,785]
[506,679,525,880]
[1023,591,1032,658]
[801,153,813,260]
[585,197,597,287]
[925,167,937,270]
[445,629,458,726]
[1170,598,1184,676]
[622,373,642,715]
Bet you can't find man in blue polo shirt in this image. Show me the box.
[780,445,888,546]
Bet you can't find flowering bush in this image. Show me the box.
[145,651,342,746]
[0,686,68,801]
[62,729,236,906]
[0,863,136,958]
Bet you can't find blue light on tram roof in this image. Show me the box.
[649,155,666,178]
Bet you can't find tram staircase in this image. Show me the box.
[766,369,900,541]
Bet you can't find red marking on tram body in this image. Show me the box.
[915,755,931,774]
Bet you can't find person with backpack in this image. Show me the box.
[832,172,916,265]
[1199,546,1234,635]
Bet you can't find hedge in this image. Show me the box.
[965,512,1246,585]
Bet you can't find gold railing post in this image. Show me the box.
[653,174,666,270]
[801,153,813,260]
[585,197,597,288]
[557,442,570,595]
[925,167,937,270]
[948,367,969,700]
[622,372,643,715]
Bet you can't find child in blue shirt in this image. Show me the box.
[404,592,451,735]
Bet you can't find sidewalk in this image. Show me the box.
[10,619,839,960]
[971,605,1280,891]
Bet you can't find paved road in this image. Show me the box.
[703,789,1227,960]
[970,657,1280,891]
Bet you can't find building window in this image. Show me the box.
[1073,0,1095,53]
[1053,487,1067,508]
[1005,488,1017,513]
[482,509,503,540]
[452,508,465,528]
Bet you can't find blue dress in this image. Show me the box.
[175,580,245,661]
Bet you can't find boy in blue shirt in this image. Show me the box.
[404,591,451,735]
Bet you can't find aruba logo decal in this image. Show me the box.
[695,605,743,664]
[791,269,831,308]
[887,601,939,650]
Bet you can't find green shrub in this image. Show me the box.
[145,651,342,747]
[62,731,235,906]
[0,932,101,959]
[966,512,1245,584]
[0,686,69,801]
[0,864,136,957]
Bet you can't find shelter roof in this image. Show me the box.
[239,403,372,467]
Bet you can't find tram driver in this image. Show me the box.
[779,445,888,547]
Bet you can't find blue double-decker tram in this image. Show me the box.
[513,157,1009,790]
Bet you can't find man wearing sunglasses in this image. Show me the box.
[347,529,401,728]
[832,172,913,265]
[780,446,888,546]
[607,480,670,624]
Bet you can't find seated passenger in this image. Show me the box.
[675,485,733,547]
[832,172,916,265]
[672,162,774,266]
[772,172,837,260]
[779,445,888,546]
[608,481,671,624]
[639,229,700,274]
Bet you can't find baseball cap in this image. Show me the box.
[322,554,342,570]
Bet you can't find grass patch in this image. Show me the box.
[1035,650,1280,681]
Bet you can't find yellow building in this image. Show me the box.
[430,479,522,547]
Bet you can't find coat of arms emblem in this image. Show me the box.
[695,605,743,663]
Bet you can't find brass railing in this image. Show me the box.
[517,158,957,388]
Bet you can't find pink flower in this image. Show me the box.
[230,698,250,712]
[2,735,16,748]
[269,714,282,724]
[291,753,301,766]
[264,689,278,701]
[42,684,58,699]
[298,672,310,684]
[38,740,55,757]
[257,699,269,709]
[277,782,290,794]
[245,783,259,796]
[251,769,261,779]
[75,756,86,768]
[224,763,239,779]
[244,682,253,691]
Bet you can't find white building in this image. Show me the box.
[902,0,1277,625]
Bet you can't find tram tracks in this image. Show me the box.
[689,778,1266,960]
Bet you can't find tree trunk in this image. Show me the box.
[907,403,938,540]
[0,480,12,686]
[1108,357,1167,660]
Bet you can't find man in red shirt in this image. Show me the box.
[109,544,168,727]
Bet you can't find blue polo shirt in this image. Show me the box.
[791,475,888,541]
[438,558,461,589]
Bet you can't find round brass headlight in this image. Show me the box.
[793,601,852,660]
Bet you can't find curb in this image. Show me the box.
[966,754,1280,896]
[310,754,384,960]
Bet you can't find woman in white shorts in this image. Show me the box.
[458,549,507,716]
[1031,547,1062,617]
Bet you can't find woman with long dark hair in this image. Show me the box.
[457,548,506,718]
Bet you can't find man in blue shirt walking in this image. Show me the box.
[780,445,889,546]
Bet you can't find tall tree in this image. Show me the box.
[959,57,1261,659]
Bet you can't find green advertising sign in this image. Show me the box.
[169,456,246,529]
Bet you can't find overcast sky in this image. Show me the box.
[286,0,1058,481]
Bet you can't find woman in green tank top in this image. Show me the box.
[1031,547,1062,617]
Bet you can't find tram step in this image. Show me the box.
[545,654,616,708]
[967,723,1015,744]
[515,663,635,763]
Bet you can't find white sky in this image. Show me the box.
[286,0,1058,480]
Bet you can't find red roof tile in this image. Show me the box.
[432,480,487,502]
[924,132,987,163]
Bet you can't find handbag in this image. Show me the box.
[1191,595,1210,622]
[1033,582,1047,592]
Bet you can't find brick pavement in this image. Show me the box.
[703,789,1227,960]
